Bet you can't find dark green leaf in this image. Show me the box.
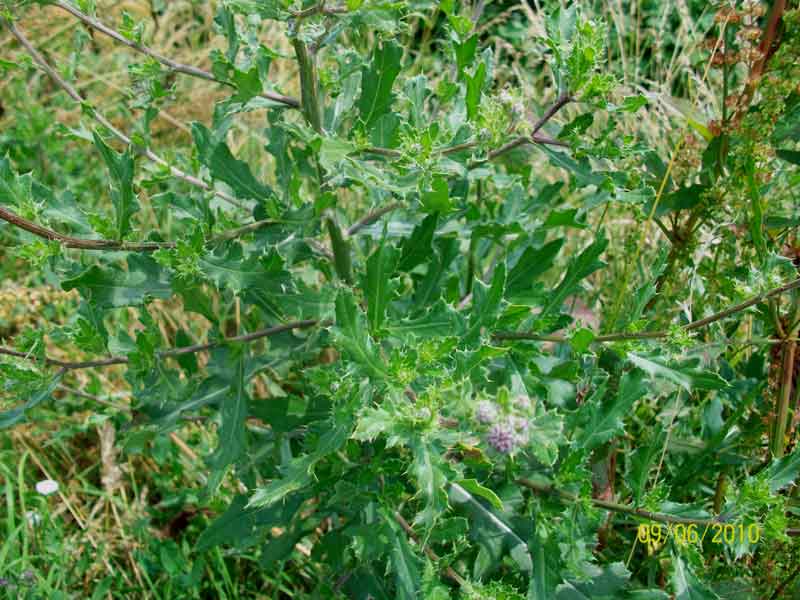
[421,175,452,213]
[358,42,403,129]
[248,418,352,507]
[62,255,172,309]
[465,62,486,121]
[411,440,450,526]
[574,370,646,451]
[398,214,438,272]
[208,352,249,473]
[449,482,532,576]
[364,241,399,333]
[761,446,800,493]
[385,513,422,600]
[197,494,302,551]
[458,479,503,510]
[776,148,800,165]
[464,263,506,344]
[506,239,564,297]
[192,123,273,201]
[333,290,388,378]
[93,132,139,239]
[386,299,463,341]
[671,554,720,600]
[541,233,607,317]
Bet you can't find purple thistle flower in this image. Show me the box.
[487,421,517,454]
[475,401,498,424]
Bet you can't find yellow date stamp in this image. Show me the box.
[636,522,761,546]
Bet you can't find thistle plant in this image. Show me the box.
[1,1,799,598]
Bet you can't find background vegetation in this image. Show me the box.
[0,0,799,598]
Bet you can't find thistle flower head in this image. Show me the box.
[487,421,517,454]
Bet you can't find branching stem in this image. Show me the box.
[0,205,278,251]
[0,319,325,371]
[517,478,800,536]
[5,20,245,209]
[494,277,800,343]
[52,0,299,108]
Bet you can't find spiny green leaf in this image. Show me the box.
[465,62,486,121]
[0,156,34,211]
[555,562,631,599]
[506,238,564,297]
[398,214,438,272]
[208,352,249,474]
[541,232,606,317]
[527,411,565,466]
[671,554,720,600]
[761,446,800,493]
[197,494,302,551]
[458,479,503,510]
[627,354,690,391]
[385,511,423,600]
[144,377,230,429]
[540,146,607,188]
[421,175,452,213]
[358,42,403,129]
[625,434,664,504]
[93,132,138,239]
[333,290,387,379]
[386,299,463,341]
[326,216,353,284]
[449,482,532,576]
[411,440,450,526]
[574,370,646,452]
[62,255,172,309]
[192,122,273,201]
[464,262,506,344]
[248,419,352,507]
[364,241,399,334]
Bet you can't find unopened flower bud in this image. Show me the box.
[514,395,531,411]
[475,401,497,424]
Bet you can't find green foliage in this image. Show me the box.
[1,1,799,598]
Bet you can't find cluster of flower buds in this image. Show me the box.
[498,88,526,122]
[474,394,533,455]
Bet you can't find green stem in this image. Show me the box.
[325,216,352,283]
[292,38,323,134]
[518,478,724,526]
[713,471,727,514]
[772,297,800,457]
[771,340,795,457]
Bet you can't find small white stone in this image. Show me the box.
[35,479,59,496]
